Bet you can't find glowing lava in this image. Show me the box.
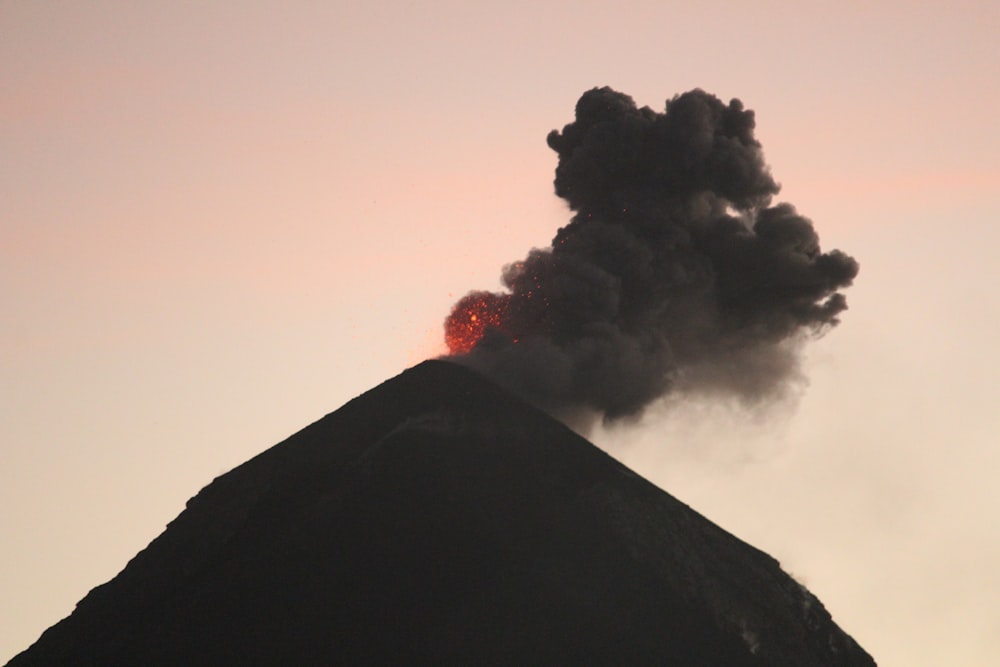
[444,292,510,355]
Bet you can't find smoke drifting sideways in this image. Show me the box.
[444,87,858,426]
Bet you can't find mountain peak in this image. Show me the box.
[8,360,874,665]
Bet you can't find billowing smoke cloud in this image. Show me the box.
[444,87,858,423]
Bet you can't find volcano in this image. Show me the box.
[8,360,874,665]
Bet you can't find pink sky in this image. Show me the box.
[3,2,999,664]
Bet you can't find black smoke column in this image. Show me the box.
[445,87,858,421]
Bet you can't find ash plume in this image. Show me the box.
[445,87,858,422]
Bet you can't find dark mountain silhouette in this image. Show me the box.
[8,360,875,666]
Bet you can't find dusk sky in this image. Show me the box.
[3,2,999,664]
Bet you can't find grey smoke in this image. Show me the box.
[445,87,858,422]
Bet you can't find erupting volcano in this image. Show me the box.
[7,86,872,667]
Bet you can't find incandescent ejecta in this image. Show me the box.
[445,87,858,422]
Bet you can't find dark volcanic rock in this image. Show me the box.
[8,360,875,666]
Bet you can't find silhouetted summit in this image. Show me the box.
[9,360,875,665]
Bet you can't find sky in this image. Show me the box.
[2,1,998,664]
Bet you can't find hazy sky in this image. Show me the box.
[3,2,998,664]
